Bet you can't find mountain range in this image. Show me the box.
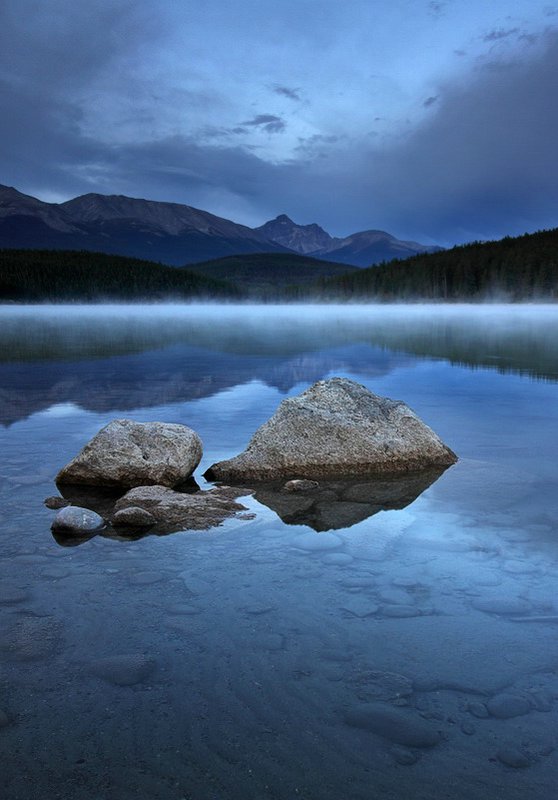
[0,184,441,267]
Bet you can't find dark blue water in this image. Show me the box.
[1,304,558,799]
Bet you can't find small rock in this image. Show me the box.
[283,479,320,492]
[460,721,476,735]
[487,694,531,719]
[497,748,530,768]
[90,654,155,686]
[51,506,105,535]
[113,506,155,528]
[44,496,70,510]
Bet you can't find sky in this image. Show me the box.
[1,0,557,245]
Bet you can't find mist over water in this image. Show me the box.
[1,303,558,799]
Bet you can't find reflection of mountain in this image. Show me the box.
[247,470,447,531]
[1,305,557,425]
[0,344,403,426]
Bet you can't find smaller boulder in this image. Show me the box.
[51,506,105,535]
[56,419,202,489]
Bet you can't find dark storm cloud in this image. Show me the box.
[241,115,286,133]
[1,1,557,245]
[273,85,302,101]
[483,27,520,42]
[352,29,558,242]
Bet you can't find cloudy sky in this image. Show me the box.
[1,0,557,245]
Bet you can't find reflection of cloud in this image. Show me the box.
[40,402,83,418]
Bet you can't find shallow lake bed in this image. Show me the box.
[1,303,558,799]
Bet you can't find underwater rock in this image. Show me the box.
[472,596,533,616]
[113,484,249,531]
[497,748,530,768]
[205,377,457,482]
[345,702,441,747]
[0,582,29,604]
[51,506,105,535]
[90,654,155,686]
[487,693,531,719]
[0,617,62,662]
[56,418,202,489]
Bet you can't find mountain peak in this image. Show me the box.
[256,214,334,254]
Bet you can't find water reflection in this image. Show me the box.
[247,468,447,531]
[1,304,557,425]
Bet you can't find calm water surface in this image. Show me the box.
[1,303,558,800]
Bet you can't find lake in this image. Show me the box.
[1,303,558,800]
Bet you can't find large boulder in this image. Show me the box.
[56,419,202,489]
[205,378,457,482]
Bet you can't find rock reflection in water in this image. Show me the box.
[247,467,447,531]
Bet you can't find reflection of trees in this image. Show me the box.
[1,306,557,425]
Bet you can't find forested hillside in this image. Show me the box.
[302,229,558,300]
[0,250,239,301]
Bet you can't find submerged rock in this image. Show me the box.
[113,484,249,532]
[56,418,202,489]
[51,506,105,535]
[487,693,531,719]
[497,748,530,768]
[90,654,155,686]
[345,702,441,747]
[205,378,457,482]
